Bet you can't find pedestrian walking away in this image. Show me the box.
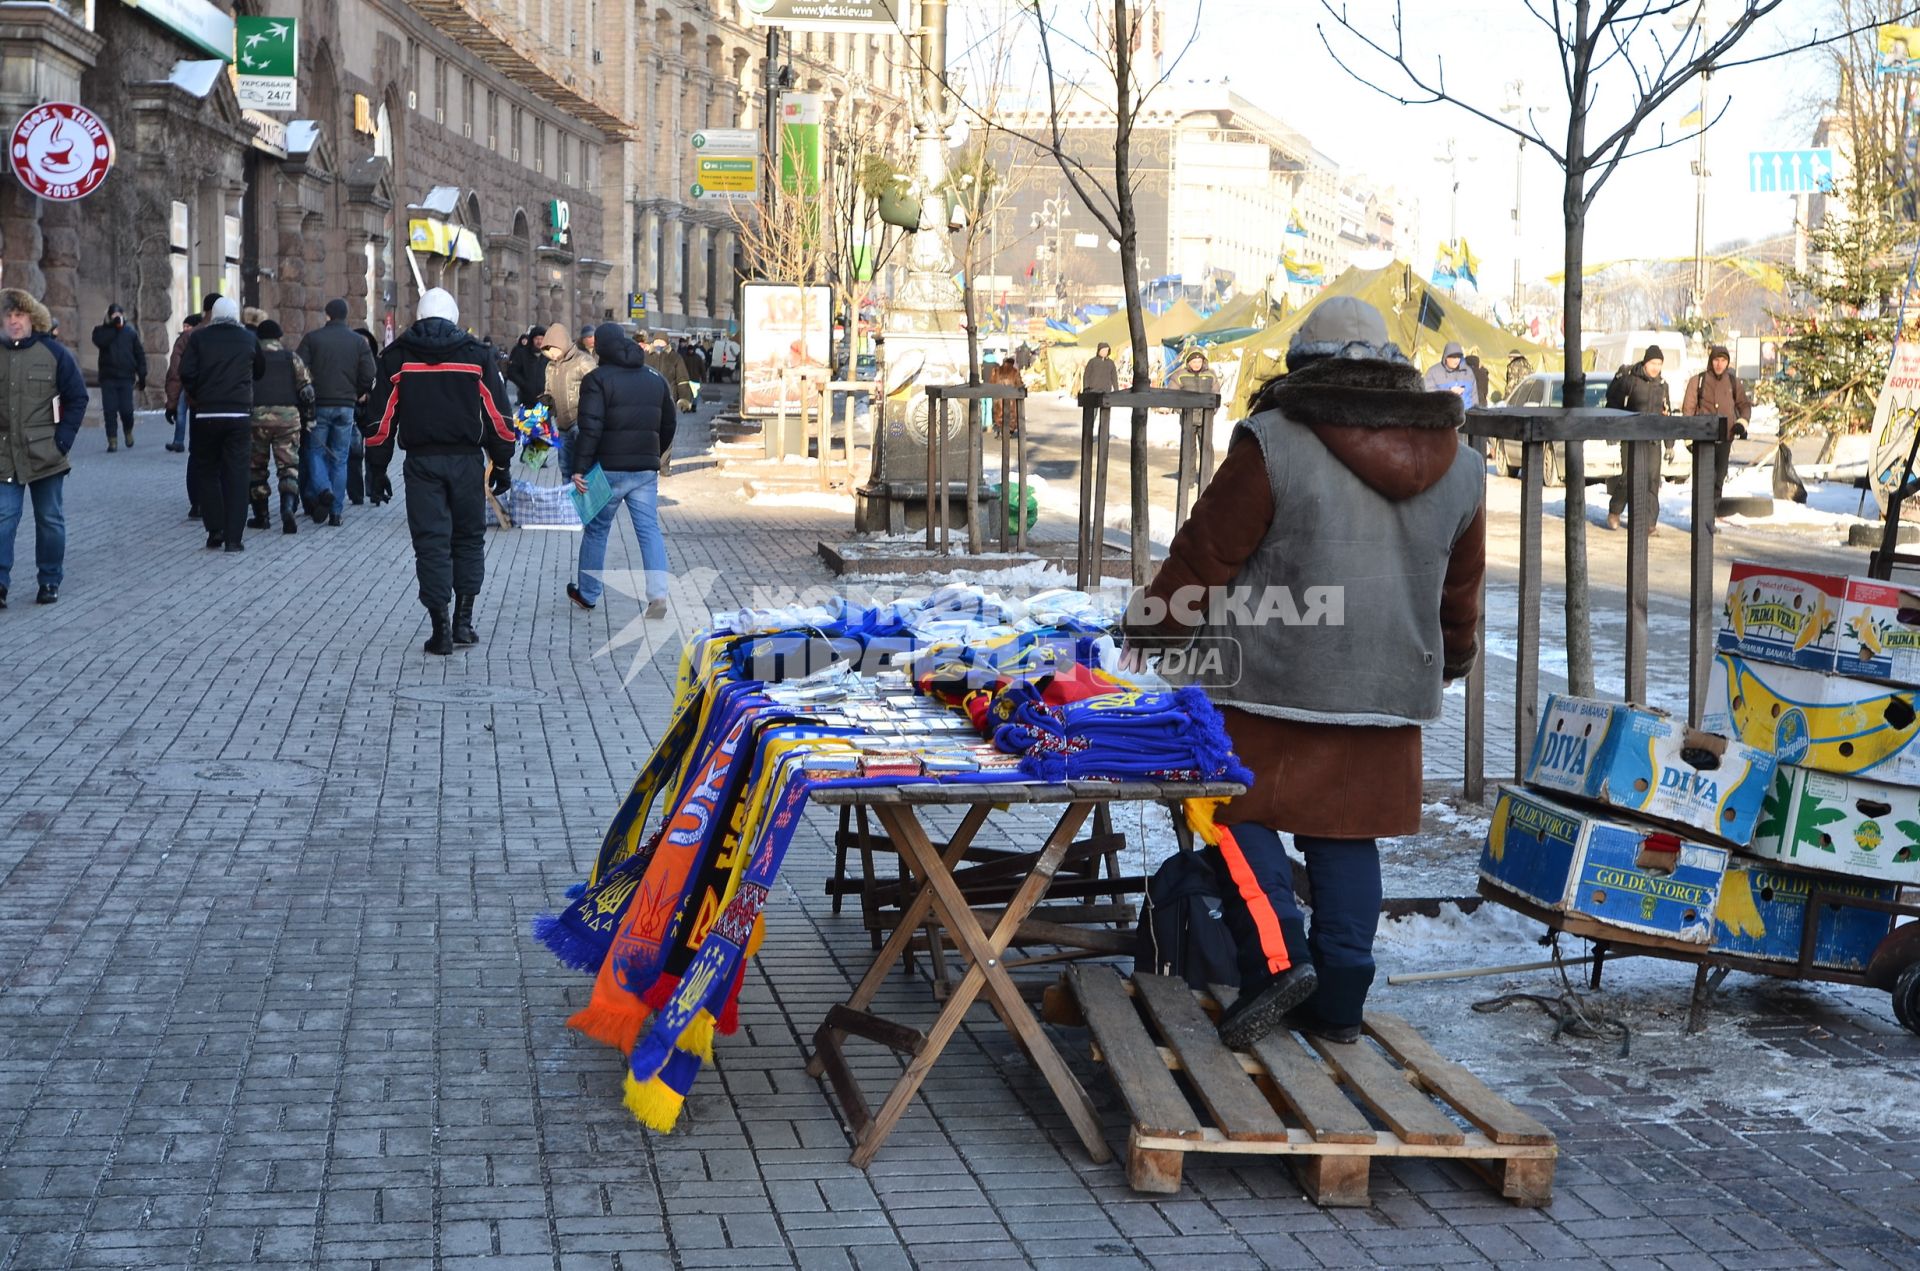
[1125,297,1485,1051]
[0,289,88,606]
[90,302,146,452]
[297,298,377,526]
[164,313,201,453]
[250,320,315,535]
[181,297,264,552]
[566,322,675,617]
[179,292,228,518]
[368,287,514,655]
[1604,344,1672,532]
[1681,343,1751,513]
[354,327,391,505]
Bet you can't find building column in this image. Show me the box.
[0,183,46,298]
[662,216,685,321]
[275,205,307,327]
[688,223,710,320]
[639,208,661,307]
[38,198,79,333]
[711,228,736,322]
[302,211,328,336]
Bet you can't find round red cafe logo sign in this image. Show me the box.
[10,102,114,201]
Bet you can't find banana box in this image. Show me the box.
[1832,575,1920,685]
[1719,563,1847,673]
[1710,861,1898,972]
[1720,561,1920,686]
[1523,694,1776,845]
[1480,787,1728,944]
[1748,765,1920,886]
[1701,653,1920,785]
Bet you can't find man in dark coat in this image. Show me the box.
[566,322,676,617]
[1681,344,1752,507]
[297,297,378,525]
[0,289,88,605]
[505,326,547,408]
[1125,297,1484,1049]
[180,297,264,552]
[1604,344,1672,532]
[367,288,514,655]
[90,303,147,451]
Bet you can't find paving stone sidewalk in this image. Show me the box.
[1,411,1917,1271]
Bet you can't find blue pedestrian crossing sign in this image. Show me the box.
[1748,148,1835,194]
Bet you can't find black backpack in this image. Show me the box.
[1134,850,1241,990]
[1604,363,1632,411]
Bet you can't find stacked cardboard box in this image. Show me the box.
[1480,696,1773,946]
[1693,560,1915,970]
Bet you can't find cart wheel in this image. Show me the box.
[1894,961,1920,1035]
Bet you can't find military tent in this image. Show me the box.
[1207,261,1555,416]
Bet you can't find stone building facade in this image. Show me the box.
[591,2,915,332]
[10,0,914,405]
[32,0,616,405]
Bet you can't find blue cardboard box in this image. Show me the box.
[1480,787,1729,945]
[1524,693,1776,846]
[1711,861,1898,972]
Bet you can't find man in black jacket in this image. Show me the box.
[297,298,377,525]
[1604,345,1672,533]
[566,322,676,617]
[180,297,264,552]
[90,303,147,452]
[367,287,514,655]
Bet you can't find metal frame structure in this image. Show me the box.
[1459,407,1723,799]
[1074,387,1221,589]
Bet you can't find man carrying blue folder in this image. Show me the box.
[566,322,676,618]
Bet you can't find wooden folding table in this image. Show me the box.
[804,778,1245,1168]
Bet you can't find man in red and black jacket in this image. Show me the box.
[366,287,514,655]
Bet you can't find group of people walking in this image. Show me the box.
[0,283,683,649]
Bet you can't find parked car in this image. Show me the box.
[1494,372,1691,487]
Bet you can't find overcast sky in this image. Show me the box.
[957,1,1843,291]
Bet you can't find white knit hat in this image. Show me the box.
[417,287,459,324]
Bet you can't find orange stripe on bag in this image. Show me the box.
[1216,825,1292,976]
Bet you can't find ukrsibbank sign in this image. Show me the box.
[741,0,898,31]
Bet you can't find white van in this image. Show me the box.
[1586,330,1701,399]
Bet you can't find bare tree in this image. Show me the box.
[976,0,1203,580]
[1319,0,1914,696]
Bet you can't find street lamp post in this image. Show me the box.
[1031,196,1070,317]
[1677,0,1732,323]
[1500,82,1554,316]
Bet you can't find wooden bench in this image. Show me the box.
[1069,967,1557,1206]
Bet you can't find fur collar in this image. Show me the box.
[1252,357,1465,430]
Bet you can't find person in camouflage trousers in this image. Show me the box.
[249,320,315,534]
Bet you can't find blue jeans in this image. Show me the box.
[576,469,669,605]
[172,402,190,448]
[0,473,67,590]
[310,408,357,515]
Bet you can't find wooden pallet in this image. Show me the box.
[1068,966,1557,1206]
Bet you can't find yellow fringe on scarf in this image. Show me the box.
[1184,796,1231,847]
[745,913,766,957]
[623,1070,686,1133]
[678,1010,716,1063]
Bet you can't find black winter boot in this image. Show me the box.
[281,491,299,534]
[1286,964,1375,1045]
[1216,918,1316,1051]
[248,497,270,530]
[423,607,454,656]
[451,594,479,646]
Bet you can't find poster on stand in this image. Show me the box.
[1868,312,1920,515]
[741,282,832,416]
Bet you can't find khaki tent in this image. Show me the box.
[1184,292,1282,346]
[1207,262,1555,416]
[1043,300,1208,391]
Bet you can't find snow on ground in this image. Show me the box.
[745,489,856,512]
[1362,805,1920,1136]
